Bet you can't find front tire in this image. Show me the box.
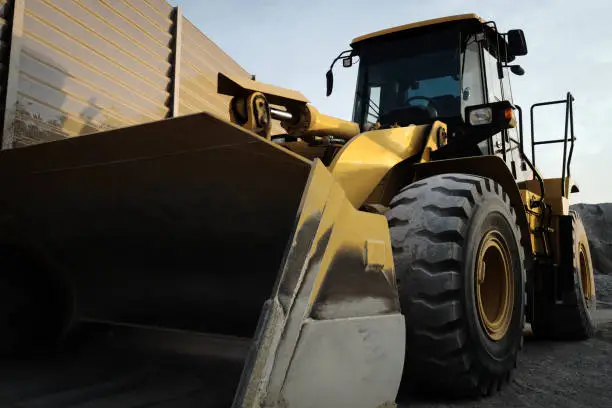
[386,173,526,397]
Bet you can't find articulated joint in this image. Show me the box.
[229,92,272,139]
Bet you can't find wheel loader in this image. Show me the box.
[0,13,596,408]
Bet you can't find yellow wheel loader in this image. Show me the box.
[0,13,596,407]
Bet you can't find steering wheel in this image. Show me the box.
[404,96,439,118]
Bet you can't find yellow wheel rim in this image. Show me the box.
[579,244,592,306]
[476,231,514,341]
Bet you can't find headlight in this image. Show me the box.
[465,101,516,130]
[469,107,493,125]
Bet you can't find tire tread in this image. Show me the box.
[387,173,525,397]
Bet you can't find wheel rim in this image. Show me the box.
[579,244,592,306]
[476,231,514,341]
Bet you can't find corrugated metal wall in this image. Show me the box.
[177,18,284,134]
[0,0,282,148]
[178,18,249,118]
[8,0,174,147]
[0,0,12,131]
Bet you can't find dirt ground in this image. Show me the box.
[400,306,612,408]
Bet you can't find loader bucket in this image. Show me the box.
[0,112,405,407]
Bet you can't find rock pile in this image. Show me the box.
[571,203,612,303]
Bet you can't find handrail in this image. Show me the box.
[529,92,575,197]
[515,105,545,207]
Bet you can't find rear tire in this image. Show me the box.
[531,210,596,340]
[386,173,526,397]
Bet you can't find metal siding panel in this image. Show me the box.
[20,53,157,123]
[168,5,180,117]
[98,0,171,46]
[131,0,172,31]
[0,0,10,122]
[18,73,135,128]
[178,17,249,120]
[181,45,228,88]
[11,0,173,146]
[182,18,250,80]
[20,40,166,118]
[178,19,284,134]
[178,100,196,115]
[50,0,171,75]
[27,0,168,89]
[143,0,173,17]
[15,94,83,143]
[2,0,24,149]
[180,62,216,94]
[179,81,226,117]
[78,0,170,60]
[23,12,168,104]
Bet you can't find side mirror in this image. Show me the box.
[326,70,334,97]
[510,65,525,76]
[507,29,528,57]
[325,49,354,97]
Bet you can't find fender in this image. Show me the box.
[328,121,447,208]
[412,156,531,256]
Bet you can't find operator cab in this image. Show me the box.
[352,24,466,130]
[328,14,528,166]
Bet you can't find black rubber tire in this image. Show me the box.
[386,173,526,397]
[531,211,597,340]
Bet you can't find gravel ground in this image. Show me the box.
[596,274,612,304]
[400,306,612,408]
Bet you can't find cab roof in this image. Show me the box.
[351,13,485,46]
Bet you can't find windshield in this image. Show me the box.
[353,28,461,129]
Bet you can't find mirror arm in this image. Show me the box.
[326,49,354,97]
[329,49,353,71]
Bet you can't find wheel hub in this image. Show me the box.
[476,231,514,341]
[579,244,592,306]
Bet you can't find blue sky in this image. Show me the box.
[172,0,611,204]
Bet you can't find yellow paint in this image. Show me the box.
[475,231,514,341]
[578,241,596,301]
[282,105,360,141]
[351,13,484,45]
[298,160,337,222]
[419,122,448,163]
[307,182,350,303]
[521,177,576,216]
[365,240,387,272]
[218,72,309,104]
[308,184,395,306]
[227,91,271,139]
[278,140,330,161]
[329,122,445,208]
[520,189,544,255]
[292,160,396,310]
